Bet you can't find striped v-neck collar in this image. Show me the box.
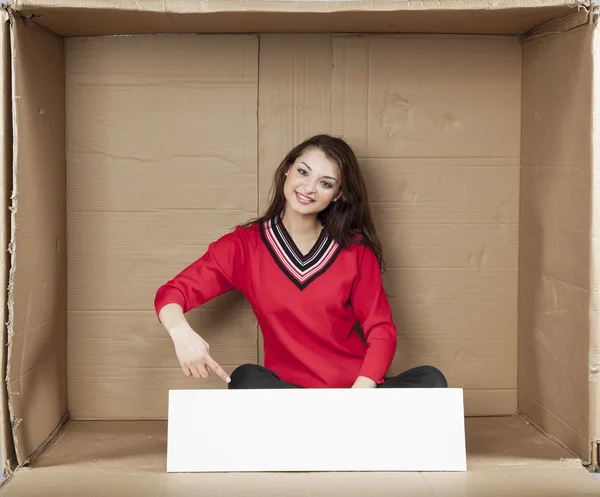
[260,216,341,290]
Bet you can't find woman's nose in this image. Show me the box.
[304,178,318,193]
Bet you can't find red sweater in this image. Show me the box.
[154,217,397,388]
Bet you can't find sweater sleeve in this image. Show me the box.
[350,245,397,384]
[154,226,245,317]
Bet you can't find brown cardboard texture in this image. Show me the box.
[5,417,600,497]
[0,10,15,477]
[593,9,600,469]
[0,0,599,495]
[7,10,66,467]
[9,0,585,36]
[520,18,594,462]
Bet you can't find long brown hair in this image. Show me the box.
[243,134,385,271]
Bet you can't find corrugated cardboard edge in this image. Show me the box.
[8,0,592,15]
[590,441,599,471]
[522,2,592,40]
[0,6,15,479]
[590,1,600,474]
[6,6,19,465]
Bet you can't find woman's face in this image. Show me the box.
[283,148,342,217]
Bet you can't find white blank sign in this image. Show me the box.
[167,388,466,472]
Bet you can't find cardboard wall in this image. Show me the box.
[257,34,334,365]
[8,18,67,463]
[329,34,521,416]
[65,34,259,419]
[519,23,593,460]
[0,10,15,474]
[2,0,598,468]
[592,22,600,461]
[65,33,522,419]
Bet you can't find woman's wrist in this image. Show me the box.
[352,376,377,388]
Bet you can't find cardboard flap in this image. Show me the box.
[9,0,590,37]
[0,8,16,476]
[519,18,595,462]
[7,13,67,465]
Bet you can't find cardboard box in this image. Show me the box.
[0,0,600,495]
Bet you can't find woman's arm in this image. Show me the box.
[350,245,398,387]
[158,303,230,383]
[154,228,245,383]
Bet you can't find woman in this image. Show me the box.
[154,134,447,390]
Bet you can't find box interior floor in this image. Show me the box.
[1,1,600,495]
[3,417,600,497]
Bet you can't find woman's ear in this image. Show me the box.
[333,192,343,202]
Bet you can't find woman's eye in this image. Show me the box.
[322,182,332,188]
[297,168,307,176]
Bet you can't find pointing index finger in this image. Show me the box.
[207,355,231,384]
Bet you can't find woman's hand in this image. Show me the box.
[169,324,231,383]
[352,376,377,388]
[158,303,230,383]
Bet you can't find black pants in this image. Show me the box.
[228,363,448,389]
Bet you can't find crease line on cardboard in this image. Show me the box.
[521,4,593,42]
[519,392,590,464]
[519,411,587,465]
[19,411,69,468]
[4,5,61,41]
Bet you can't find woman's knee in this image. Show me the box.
[228,363,263,389]
[421,365,448,388]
